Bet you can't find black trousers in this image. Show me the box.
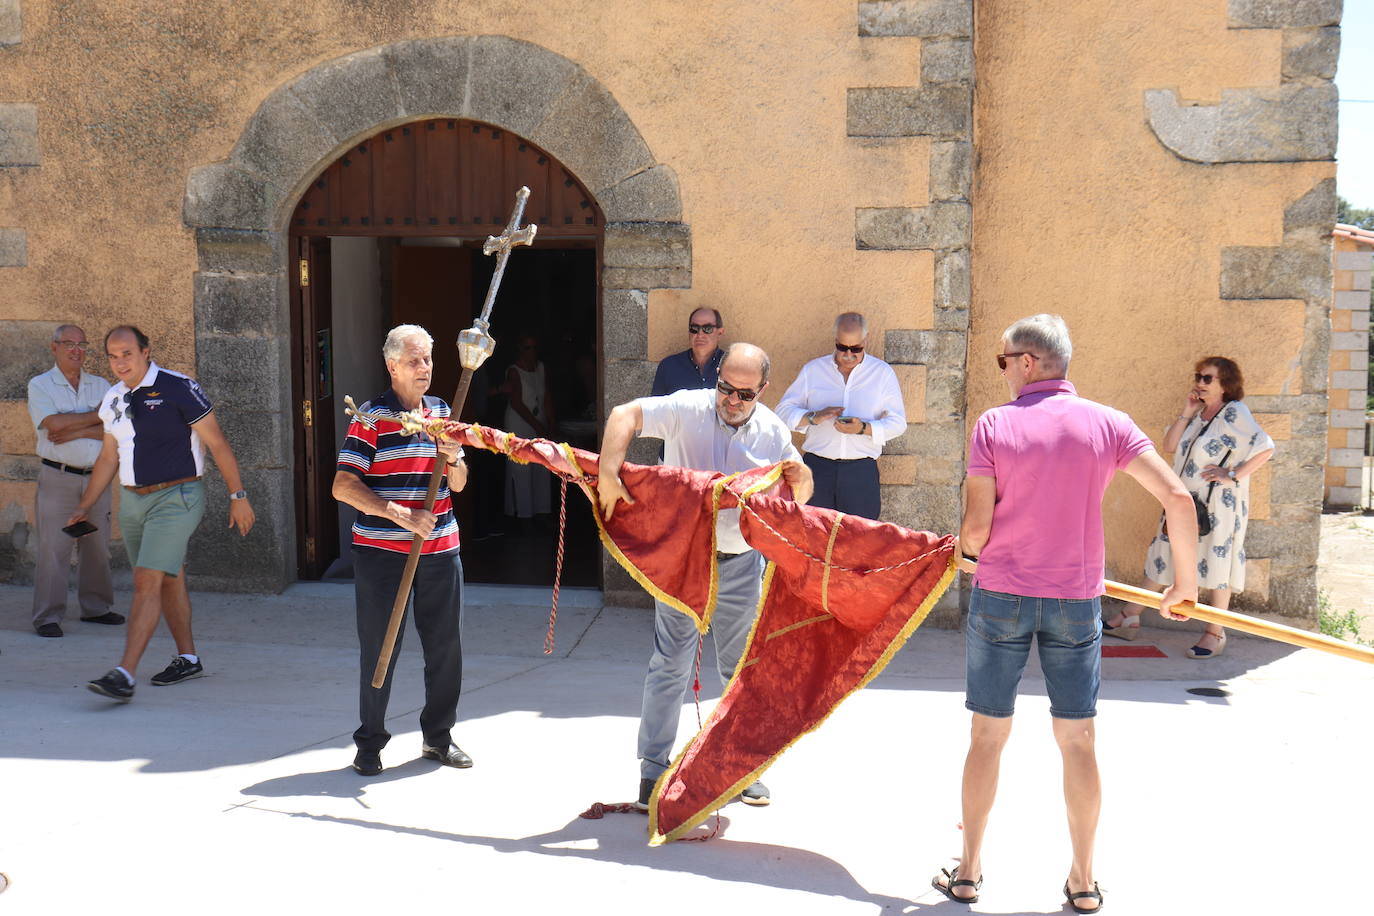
[353,547,464,751]
[803,452,881,519]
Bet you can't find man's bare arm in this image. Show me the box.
[596,402,644,520]
[959,475,997,557]
[333,470,436,538]
[1122,449,1198,618]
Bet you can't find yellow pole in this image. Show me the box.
[954,557,1374,666]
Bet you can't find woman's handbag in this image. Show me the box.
[1164,416,1227,540]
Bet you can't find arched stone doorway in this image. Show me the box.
[183,36,688,593]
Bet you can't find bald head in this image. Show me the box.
[721,342,770,387]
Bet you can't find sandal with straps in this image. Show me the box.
[1102,613,1140,641]
[932,865,983,904]
[1064,880,1104,913]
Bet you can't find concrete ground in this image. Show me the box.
[1,574,1372,915]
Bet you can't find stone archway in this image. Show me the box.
[183,36,688,592]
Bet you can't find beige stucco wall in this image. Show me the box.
[971,0,1334,610]
[0,1,931,390]
[0,1,1339,615]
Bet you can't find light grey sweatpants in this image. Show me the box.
[637,549,765,780]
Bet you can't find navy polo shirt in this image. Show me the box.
[100,362,214,487]
[650,348,724,397]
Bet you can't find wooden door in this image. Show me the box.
[290,236,339,578]
[391,244,478,535]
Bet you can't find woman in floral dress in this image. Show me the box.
[1104,357,1275,658]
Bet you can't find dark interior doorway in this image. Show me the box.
[287,118,604,589]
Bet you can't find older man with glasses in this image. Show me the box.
[650,307,727,397]
[599,343,813,811]
[27,325,121,637]
[776,312,906,519]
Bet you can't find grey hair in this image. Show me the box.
[382,324,433,362]
[834,312,867,336]
[52,324,82,342]
[1003,313,1072,374]
[722,342,771,385]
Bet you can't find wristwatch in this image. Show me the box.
[229,489,248,500]
[1226,468,1237,482]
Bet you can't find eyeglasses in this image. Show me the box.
[1194,372,1216,384]
[716,380,760,402]
[997,352,1040,370]
[57,340,90,351]
[689,323,719,335]
[835,343,865,354]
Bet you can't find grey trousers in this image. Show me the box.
[32,464,113,628]
[638,549,764,779]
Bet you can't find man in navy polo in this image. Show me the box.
[650,306,727,397]
[72,325,256,702]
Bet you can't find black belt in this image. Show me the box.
[806,453,875,463]
[716,551,749,560]
[42,458,93,476]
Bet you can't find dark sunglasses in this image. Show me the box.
[716,380,760,402]
[997,351,1041,370]
[689,323,719,334]
[1194,372,1216,384]
[109,392,137,423]
[835,343,865,354]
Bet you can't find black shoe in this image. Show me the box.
[150,656,204,686]
[80,612,126,625]
[352,748,383,776]
[633,777,656,811]
[35,623,63,638]
[87,669,134,702]
[420,742,473,768]
[739,780,771,807]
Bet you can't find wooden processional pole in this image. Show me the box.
[955,556,1374,665]
[369,187,538,688]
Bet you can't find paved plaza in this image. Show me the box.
[1,575,1372,915]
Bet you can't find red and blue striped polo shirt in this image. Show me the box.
[336,390,460,555]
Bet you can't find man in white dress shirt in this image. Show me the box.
[598,343,813,811]
[27,324,121,637]
[775,312,907,519]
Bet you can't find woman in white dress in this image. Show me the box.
[1104,357,1275,658]
[503,335,555,519]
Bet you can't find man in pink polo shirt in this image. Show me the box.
[930,314,1198,913]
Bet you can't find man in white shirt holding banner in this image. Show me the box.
[775,312,907,519]
[27,324,121,637]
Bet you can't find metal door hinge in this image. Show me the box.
[302,399,313,427]
[299,258,310,287]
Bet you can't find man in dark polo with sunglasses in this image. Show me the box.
[27,324,121,637]
[599,343,813,811]
[650,306,727,397]
[70,325,255,702]
[776,312,906,519]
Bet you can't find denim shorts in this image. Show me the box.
[964,585,1101,720]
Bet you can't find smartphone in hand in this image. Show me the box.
[62,521,98,539]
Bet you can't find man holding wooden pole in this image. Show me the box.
[333,325,471,777]
[931,314,1198,913]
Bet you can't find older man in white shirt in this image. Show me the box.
[775,312,907,519]
[27,324,120,637]
[599,343,813,811]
